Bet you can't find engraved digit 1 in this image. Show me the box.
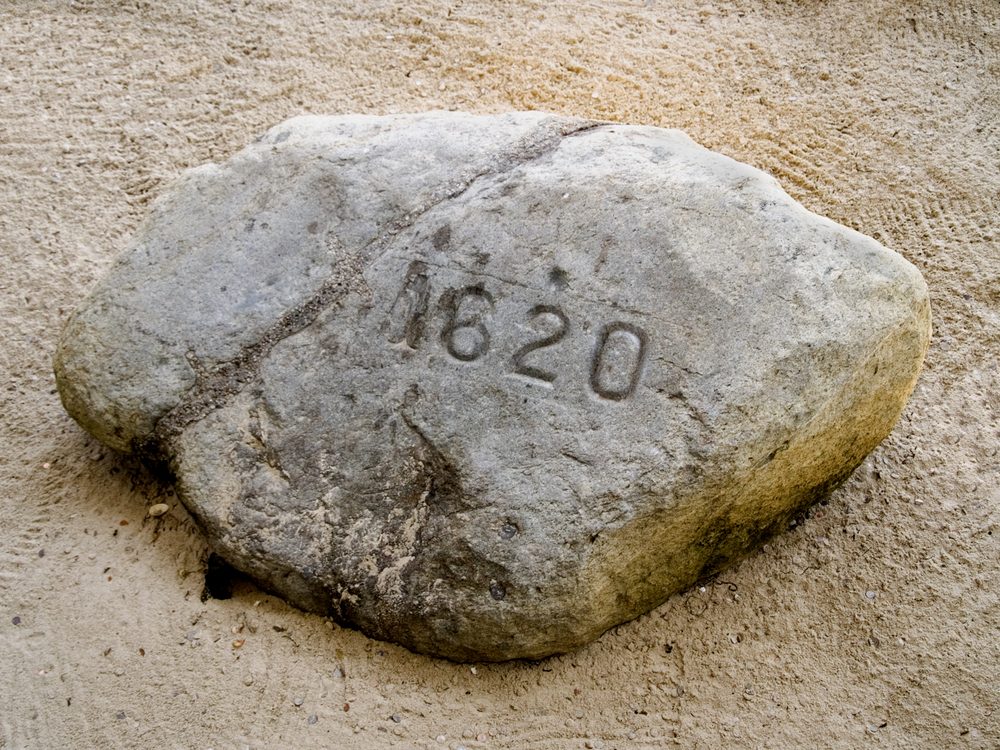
[440,286,495,361]
[511,305,569,383]
[590,322,648,400]
[384,260,430,349]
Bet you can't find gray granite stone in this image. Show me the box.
[54,112,930,660]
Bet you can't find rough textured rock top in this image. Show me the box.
[54,112,930,661]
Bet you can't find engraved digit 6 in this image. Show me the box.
[511,305,569,383]
[440,286,494,362]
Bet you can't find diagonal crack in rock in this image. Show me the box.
[145,117,604,459]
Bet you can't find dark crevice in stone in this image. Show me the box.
[202,553,243,601]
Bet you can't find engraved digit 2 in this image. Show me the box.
[441,286,494,361]
[511,305,569,383]
[384,260,430,349]
[590,322,648,400]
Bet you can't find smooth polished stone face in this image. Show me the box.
[55,112,931,661]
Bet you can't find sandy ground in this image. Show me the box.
[1,1,997,747]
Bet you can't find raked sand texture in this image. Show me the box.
[2,1,998,747]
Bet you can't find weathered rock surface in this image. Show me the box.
[54,112,930,661]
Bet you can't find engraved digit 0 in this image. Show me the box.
[384,260,430,349]
[440,286,494,361]
[511,305,569,383]
[590,322,648,400]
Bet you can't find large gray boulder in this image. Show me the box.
[54,112,930,661]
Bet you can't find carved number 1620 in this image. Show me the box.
[383,262,648,401]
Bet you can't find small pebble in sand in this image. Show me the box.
[232,639,245,649]
[12,616,21,625]
[390,714,402,723]
[293,696,304,706]
[865,591,877,600]
[436,735,446,743]
[307,714,318,725]
[243,675,253,686]
[148,503,169,518]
